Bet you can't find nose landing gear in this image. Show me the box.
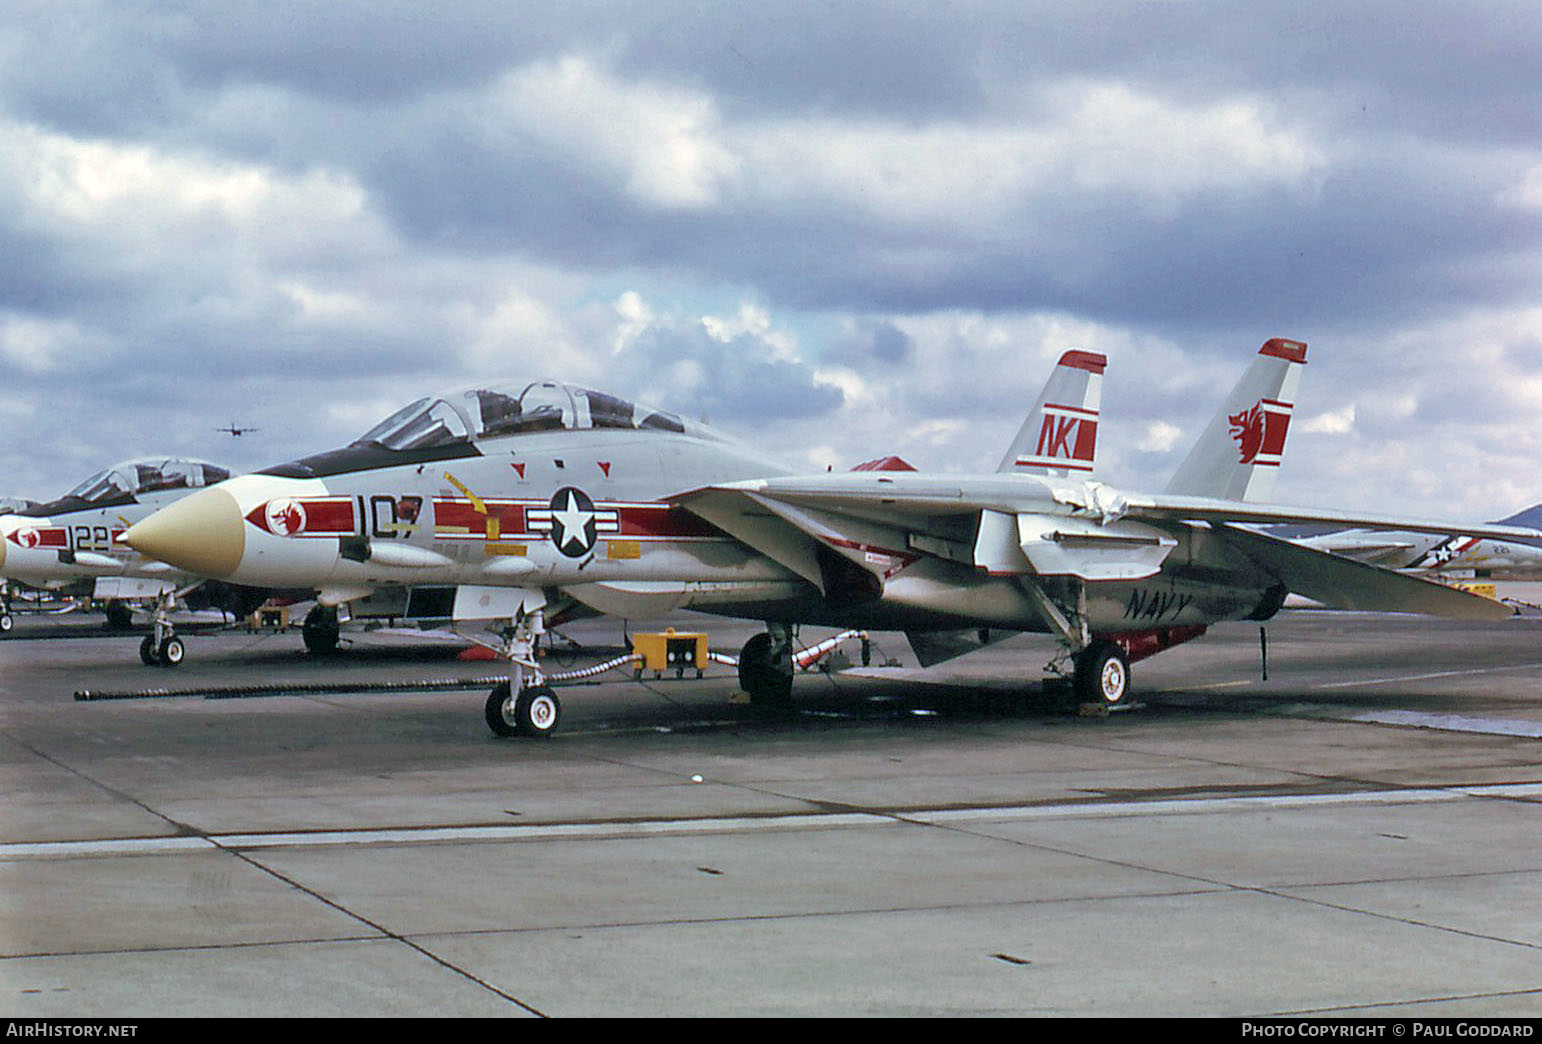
[482,598,561,739]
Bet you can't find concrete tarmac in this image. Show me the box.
[1,606,1540,1017]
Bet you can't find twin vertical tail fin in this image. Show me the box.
[1165,338,1307,502]
[997,350,1106,477]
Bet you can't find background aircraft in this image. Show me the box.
[123,345,1539,736]
[0,457,261,657]
[0,496,40,515]
[1289,517,1542,581]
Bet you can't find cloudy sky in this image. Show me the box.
[2,1,1540,520]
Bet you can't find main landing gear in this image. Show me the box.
[737,624,795,708]
[482,601,562,738]
[302,605,341,655]
[1020,576,1136,708]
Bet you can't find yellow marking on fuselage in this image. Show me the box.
[443,473,486,515]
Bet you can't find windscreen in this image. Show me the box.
[354,398,472,450]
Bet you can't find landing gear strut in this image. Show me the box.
[482,600,562,738]
[738,624,794,707]
[1021,576,1135,708]
[140,589,185,667]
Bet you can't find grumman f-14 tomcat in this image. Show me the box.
[1290,523,1542,580]
[0,457,262,651]
[123,341,1541,737]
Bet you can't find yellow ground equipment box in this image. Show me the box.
[248,604,290,631]
[1452,581,1497,600]
[631,628,708,677]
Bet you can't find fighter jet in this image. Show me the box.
[0,457,256,654]
[1290,527,1542,580]
[120,360,1100,728]
[123,344,1540,736]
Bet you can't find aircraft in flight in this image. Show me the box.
[122,342,1539,736]
[0,457,259,653]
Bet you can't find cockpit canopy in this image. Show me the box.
[353,380,709,450]
[60,458,231,505]
[0,496,39,516]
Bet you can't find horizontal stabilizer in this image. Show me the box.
[1127,493,1542,544]
[1212,524,1513,620]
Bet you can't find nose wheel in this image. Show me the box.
[139,634,186,667]
[136,586,188,667]
[481,597,561,738]
[484,682,561,738]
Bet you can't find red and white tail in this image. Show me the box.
[997,350,1105,476]
[1165,338,1307,502]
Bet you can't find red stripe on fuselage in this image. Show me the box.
[429,498,719,540]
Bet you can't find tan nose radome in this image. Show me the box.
[123,486,246,579]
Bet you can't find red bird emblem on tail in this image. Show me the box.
[1228,402,1266,465]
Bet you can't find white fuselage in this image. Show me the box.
[127,424,1286,639]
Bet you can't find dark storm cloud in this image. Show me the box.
[6,2,1535,337]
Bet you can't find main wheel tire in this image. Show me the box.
[158,635,186,667]
[0,612,13,634]
[1074,640,1131,706]
[302,605,340,655]
[738,632,793,707]
[139,635,158,665]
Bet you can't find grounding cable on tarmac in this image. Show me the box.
[74,652,647,702]
[72,629,871,704]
